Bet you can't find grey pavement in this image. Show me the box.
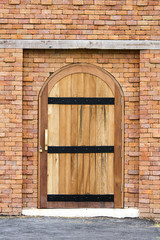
[0,217,160,240]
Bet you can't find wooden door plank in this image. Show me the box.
[89,152,96,194]
[53,154,59,194]
[48,82,59,196]
[49,81,60,98]
[96,77,114,98]
[59,78,67,194]
[83,74,90,194]
[96,104,105,194]
[77,105,84,194]
[107,105,114,146]
[95,78,114,195]
[103,105,108,195]
[101,152,108,194]
[47,154,59,194]
[95,152,101,194]
[95,81,102,194]
[83,153,90,194]
[107,153,114,194]
[96,79,115,195]
[78,153,84,194]
[100,105,106,194]
[71,74,79,194]
[96,79,106,195]
[65,153,71,194]
[77,73,84,194]
[89,75,96,194]
[71,152,78,194]
[48,82,59,194]
[48,104,59,194]
[65,76,72,194]
[47,155,53,194]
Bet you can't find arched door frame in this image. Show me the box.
[38,63,124,208]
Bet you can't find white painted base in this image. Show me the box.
[22,208,139,218]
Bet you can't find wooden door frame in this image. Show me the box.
[38,63,124,209]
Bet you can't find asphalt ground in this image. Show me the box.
[0,217,160,240]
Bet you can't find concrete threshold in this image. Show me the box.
[22,208,139,218]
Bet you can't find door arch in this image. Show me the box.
[38,63,124,208]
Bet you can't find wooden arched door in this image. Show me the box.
[38,64,124,208]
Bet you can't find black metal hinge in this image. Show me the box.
[48,146,114,154]
[48,97,115,105]
[47,194,114,202]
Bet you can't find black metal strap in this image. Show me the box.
[48,146,114,153]
[47,194,114,202]
[48,97,114,105]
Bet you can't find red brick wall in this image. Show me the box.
[0,49,159,220]
[0,1,160,220]
[0,49,23,215]
[23,49,140,210]
[139,50,160,221]
[0,1,160,40]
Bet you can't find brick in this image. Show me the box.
[128,188,139,194]
[4,57,16,63]
[0,133,5,137]
[73,0,83,5]
[9,0,20,4]
[153,96,160,100]
[153,132,160,138]
[137,0,148,6]
[22,170,33,175]
[129,115,139,120]
[41,0,52,4]
[105,1,117,5]
[128,152,139,157]
[153,209,160,214]
[128,170,139,175]
[128,133,139,139]
[23,76,34,82]
[31,0,40,3]
[33,58,45,63]
[139,199,150,204]
[94,20,105,26]
[126,20,137,26]
[150,58,160,64]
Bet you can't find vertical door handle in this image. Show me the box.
[45,129,48,150]
[39,145,43,153]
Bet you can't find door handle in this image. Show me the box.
[39,145,43,153]
[45,129,48,151]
